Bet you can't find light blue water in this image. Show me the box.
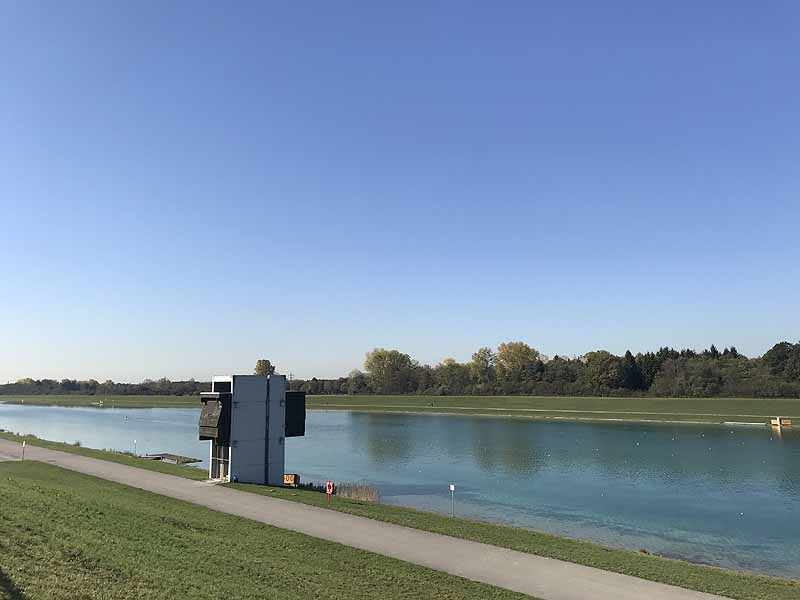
[1,403,798,578]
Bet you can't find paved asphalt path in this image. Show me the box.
[0,439,728,600]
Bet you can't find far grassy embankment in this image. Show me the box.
[4,393,800,424]
[307,395,800,424]
[1,435,795,599]
[0,461,526,600]
[0,393,197,408]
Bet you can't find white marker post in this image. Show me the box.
[449,483,455,517]
[21,440,25,461]
[134,439,137,456]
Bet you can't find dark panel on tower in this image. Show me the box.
[285,391,306,437]
[199,392,232,445]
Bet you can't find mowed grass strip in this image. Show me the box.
[307,395,800,423]
[4,394,800,422]
[231,484,800,600]
[0,461,531,600]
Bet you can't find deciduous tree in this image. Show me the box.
[254,359,276,377]
[364,348,417,394]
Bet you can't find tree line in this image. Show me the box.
[287,341,800,398]
[0,360,281,396]
[3,341,799,398]
[0,377,208,396]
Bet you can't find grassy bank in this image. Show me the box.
[0,461,527,600]
[2,434,794,599]
[4,393,798,423]
[307,395,800,424]
[0,432,207,480]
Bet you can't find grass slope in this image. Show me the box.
[0,461,530,600]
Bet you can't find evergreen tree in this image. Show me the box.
[620,350,644,390]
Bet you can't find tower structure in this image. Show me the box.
[199,374,305,484]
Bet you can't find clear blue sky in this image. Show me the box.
[1,2,798,382]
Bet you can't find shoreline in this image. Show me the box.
[306,405,776,427]
[4,394,798,426]
[1,399,776,427]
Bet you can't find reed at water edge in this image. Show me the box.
[299,480,380,502]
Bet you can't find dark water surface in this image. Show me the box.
[1,403,798,578]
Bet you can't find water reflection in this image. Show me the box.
[349,412,800,495]
[468,418,543,477]
[348,413,415,466]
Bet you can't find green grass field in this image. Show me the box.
[0,461,529,600]
[3,393,799,423]
[1,434,797,599]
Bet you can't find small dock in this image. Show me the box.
[143,453,201,465]
[770,417,793,430]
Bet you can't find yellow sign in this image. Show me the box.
[283,473,299,486]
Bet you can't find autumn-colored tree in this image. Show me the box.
[254,359,276,377]
[584,350,622,391]
[496,341,540,390]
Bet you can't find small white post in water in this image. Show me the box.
[134,439,137,456]
[21,440,25,461]
[449,483,455,517]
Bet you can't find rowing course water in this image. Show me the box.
[0,403,797,578]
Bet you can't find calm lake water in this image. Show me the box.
[1,403,798,578]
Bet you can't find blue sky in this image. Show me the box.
[1,2,798,382]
